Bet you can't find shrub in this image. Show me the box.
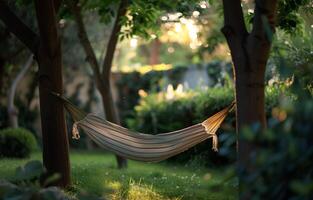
[239,92,313,199]
[0,128,37,158]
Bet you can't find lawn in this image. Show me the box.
[0,150,237,200]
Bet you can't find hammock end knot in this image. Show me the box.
[72,123,80,140]
[212,134,218,152]
[201,123,219,152]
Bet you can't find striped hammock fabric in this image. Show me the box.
[53,92,234,162]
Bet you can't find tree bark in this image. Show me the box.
[0,57,4,94]
[221,0,278,199]
[98,80,127,168]
[149,38,161,65]
[222,0,278,126]
[34,0,70,187]
[7,55,33,128]
[68,0,128,168]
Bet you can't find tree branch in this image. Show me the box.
[246,0,278,72]
[67,0,102,82]
[101,0,128,80]
[8,54,33,128]
[0,0,39,55]
[221,0,247,39]
[54,0,63,13]
[221,0,249,71]
[250,0,278,42]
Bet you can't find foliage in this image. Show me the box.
[0,180,69,200]
[0,128,37,158]
[272,29,313,94]
[276,0,313,34]
[239,91,313,199]
[0,151,237,200]
[0,160,103,200]
[120,0,205,39]
[61,0,206,40]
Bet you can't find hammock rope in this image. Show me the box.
[52,92,235,162]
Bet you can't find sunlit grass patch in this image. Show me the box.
[106,179,179,200]
[0,150,237,200]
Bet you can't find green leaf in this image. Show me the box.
[15,160,44,181]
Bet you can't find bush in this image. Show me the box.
[0,128,37,158]
[239,92,313,199]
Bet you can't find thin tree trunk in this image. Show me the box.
[98,80,127,168]
[68,0,128,168]
[101,0,128,169]
[149,38,161,65]
[0,57,4,94]
[34,0,71,187]
[7,55,33,128]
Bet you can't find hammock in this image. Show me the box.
[53,92,235,162]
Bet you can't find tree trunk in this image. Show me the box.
[7,55,33,128]
[98,80,127,169]
[149,38,161,65]
[69,0,128,169]
[34,0,71,188]
[101,0,129,169]
[0,57,4,94]
[221,0,278,199]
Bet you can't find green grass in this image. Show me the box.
[0,150,237,200]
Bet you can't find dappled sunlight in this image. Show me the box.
[115,64,172,74]
[106,180,122,191]
[107,179,174,200]
[160,17,202,50]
